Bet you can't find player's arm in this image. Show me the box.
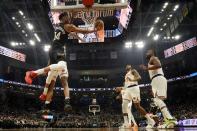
[114,87,123,100]
[147,57,161,70]
[47,59,50,66]
[64,24,96,34]
[140,57,161,71]
[116,93,122,100]
[131,69,141,81]
[69,32,85,43]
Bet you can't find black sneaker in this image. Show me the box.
[64,99,72,112]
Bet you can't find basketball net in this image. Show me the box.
[82,13,97,26]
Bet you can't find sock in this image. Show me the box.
[65,97,70,100]
[43,87,48,95]
[34,69,45,75]
[45,101,50,104]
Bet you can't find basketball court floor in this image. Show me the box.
[0,128,196,131]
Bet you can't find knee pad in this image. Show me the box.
[122,99,129,113]
[153,97,166,109]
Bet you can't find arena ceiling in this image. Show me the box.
[0,0,196,67]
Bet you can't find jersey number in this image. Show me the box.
[54,32,61,40]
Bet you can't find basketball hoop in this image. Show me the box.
[81,12,97,26]
[89,105,100,116]
[50,0,128,26]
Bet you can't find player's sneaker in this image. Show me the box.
[25,71,37,84]
[64,99,72,112]
[158,118,177,128]
[119,123,131,129]
[146,118,155,129]
[39,94,47,101]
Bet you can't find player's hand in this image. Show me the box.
[116,95,121,100]
[114,87,122,93]
[139,64,148,70]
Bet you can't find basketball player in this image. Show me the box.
[140,49,177,128]
[25,12,99,111]
[117,65,155,129]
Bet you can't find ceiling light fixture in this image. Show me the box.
[44,45,51,52]
[135,41,144,48]
[125,41,133,48]
[153,34,159,41]
[19,10,24,16]
[29,40,35,46]
[27,23,34,30]
[34,33,41,42]
[147,27,154,37]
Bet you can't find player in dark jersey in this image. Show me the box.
[25,12,99,112]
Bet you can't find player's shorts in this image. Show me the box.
[151,75,167,98]
[122,85,141,103]
[46,61,69,83]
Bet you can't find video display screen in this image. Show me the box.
[0,46,26,62]
[119,5,132,29]
[164,37,197,58]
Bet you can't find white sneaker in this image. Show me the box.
[158,120,177,129]
[158,123,175,129]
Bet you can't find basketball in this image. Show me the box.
[94,19,104,31]
[82,0,94,8]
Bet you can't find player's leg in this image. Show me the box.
[152,77,177,128]
[122,99,130,126]
[25,61,67,84]
[58,63,72,112]
[133,102,155,127]
[60,76,72,112]
[39,71,57,101]
[120,90,132,129]
[130,87,155,128]
[127,101,138,131]
[152,77,173,119]
[41,71,58,112]
[42,80,55,112]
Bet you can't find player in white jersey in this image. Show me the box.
[116,65,155,129]
[140,49,177,128]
